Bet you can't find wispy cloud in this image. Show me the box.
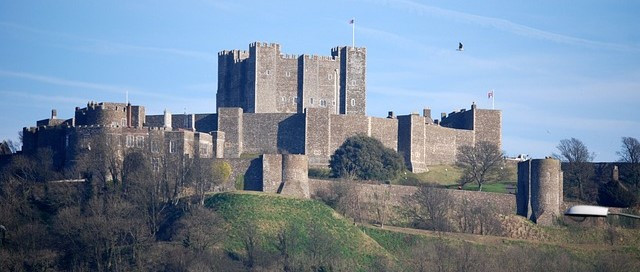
[0,21,217,62]
[0,90,88,104]
[362,0,639,52]
[0,70,128,93]
[0,69,194,102]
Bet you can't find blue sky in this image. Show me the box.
[1,0,638,161]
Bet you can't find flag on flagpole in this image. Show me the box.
[488,90,494,99]
[349,18,355,47]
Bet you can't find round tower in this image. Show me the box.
[280,154,310,198]
[517,158,563,225]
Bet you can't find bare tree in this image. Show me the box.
[373,186,390,228]
[456,141,505,191]
[555,138,595,200]
[618,137,640,164]
[0,140,19,154]
[618,137,640,190]
[404,186,453,231]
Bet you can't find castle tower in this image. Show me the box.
[216,42,365,115]
[280,154,310,198]
[517,158,563,226]
[332,46,366,115]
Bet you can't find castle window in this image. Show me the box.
[199,143,209,155]
[65,135,69,148]
[136,136,144,148]
[293,97,298,104]
[126,135,134,148]
[121,118,126,126]
[351,99,355,106]
[320,100,327,107]
[310,98,314,105]
[169,140,177,153]
[285,71,291,77]
[151,157,161,172]
[281,97,286,102]
[328,74,333,80]
[151,141,159,153]
[266,70,270,75]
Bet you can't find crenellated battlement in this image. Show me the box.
[250,41,281,50]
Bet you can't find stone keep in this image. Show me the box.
[517,158,563,226]
[217,42,366,115]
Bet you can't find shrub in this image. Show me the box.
[308,168,331,179]
[329,135,404,181]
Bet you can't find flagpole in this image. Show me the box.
[352,17,355,47]
[492,90,495,109]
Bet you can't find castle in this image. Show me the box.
[22,42,502,173]
[17,42,569,225]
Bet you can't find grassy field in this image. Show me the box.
[393,164,517,194]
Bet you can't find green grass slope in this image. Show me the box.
[206,192,394,270]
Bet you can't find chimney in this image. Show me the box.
[387,111,395,119]
[51,109,57,119]
[612,165,619,181]
[471,102,477,110]
[126,103,132,127]
[423,108,431,119]
[191,114,196,131]
[163,109,172,129]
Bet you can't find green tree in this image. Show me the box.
[456,141,505,191]
[329,135,404,181]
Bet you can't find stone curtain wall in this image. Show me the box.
[369,117,398,151]
[243,113,304,154]
[220,157,262,191]
[328,114,369,151]
[217,108,243,158]
[309,179,516,224]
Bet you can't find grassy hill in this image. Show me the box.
[205,192,640,271]
[205,192,395,270]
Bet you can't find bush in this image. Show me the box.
[329,135,404,181]
[235,174,245,190]
[308,168,331,179]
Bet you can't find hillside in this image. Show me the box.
[206,192,640,272]
[205,192,396,270]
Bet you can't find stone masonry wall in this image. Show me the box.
[243,113,305,155]
[254,43,279,113]
[474,109,502,148]
[517,158,563,226]
[305,108,331,167]
[217,108,243,158]
[261,154,282,193]
[423,124,475,165]
[328,114,369,152]
[309,179,516,224]
[369,116,398,151]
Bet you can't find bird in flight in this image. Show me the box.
[457,42,464,51]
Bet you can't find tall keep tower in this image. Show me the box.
[216,42,366,115]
